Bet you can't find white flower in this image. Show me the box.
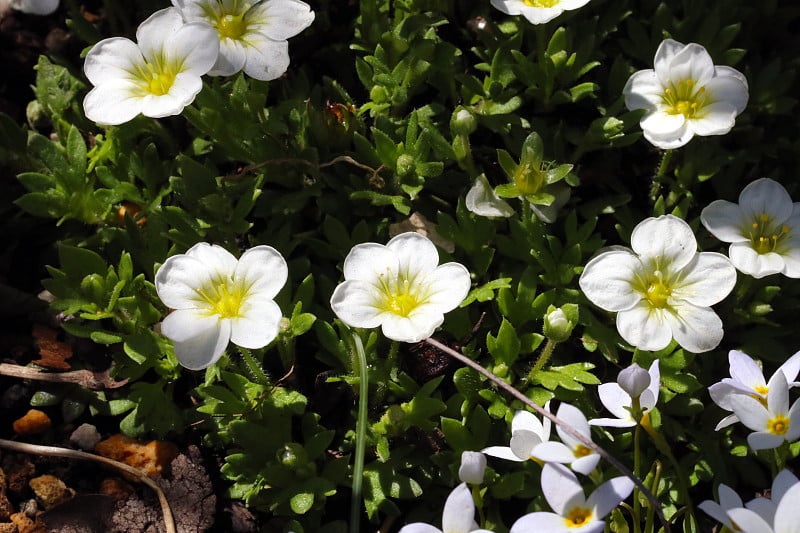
[579,215,737,353]
[698,483,744,532]
[458,451,487,485]
[510,463,634,533]
[726,372,800,450]
[171,0,314,80]
[330,232,471,343]
[701,178,800,278]
[743,470,800,526]
[482,407,552,462]
[83,8,219,125]
[727,479,800,533]
[589,360,660,428]
[490,0,591,25]
[398,483,493,533]
[709,349,800,430]
[465,175,514,219]
[531,403,600,475]
[155,242,288,370]
[623,39,748,149]
[4,0,58,14]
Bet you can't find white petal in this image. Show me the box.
[623,70,663,111]
[458,451,487,484]
[419,263,471,312]
[701,200,749,243]
[729,350,767,390]
[210,38,248,76]
[329,280,384,329]
[644,360,661,408]
[235,245,289,300]
[247,0,315,40]
[242,35,290,81]
[774,483,800,533]
[465,175,515,218]
[727,395,770,432]
[579,249,643,312]
[662,301,724,353]
[490,0,525,16]
[481,446,525,462]
[771,469,800,503]
[778,350,800,384]
[161,309,230,370]
[653,39,688,79]
[185,242,239,275]
[587,477,635,519]
[530,441,574,463]
[510,512,572,533]
[670,252,736,307]
[767,369,790,414]
[596,383,633,420]
[662,42,715,87]
[510,430,544,458]
[739,178,794,224]
[640,111,689,149]
[512,410,545,436]
[703,73,749,115]
[155,254,215,309]
[715,65,749,101]
[747,431,785,451]
[342,242,398,282]
[715,414,740,431]
[718,483,744,510]
[380,311,442,343]
[541,463,584,515]
[698,500,731,527]
[441,483,475,533]
[786,398,800,440]
[166,22,220,76]
[136,8,185,62]
[729,242,785,278]
[688,102,739,136]
[631,215,697,271]
[83,81,144,126]
[83,37,144,86]
[9,0,59,14]
[397,524,441,533]
[588,417,637,428]
[229,299,282,349]
[571,453,601,475]
[616,302,673,352]
[387,232,441,279]
[139,73,203,118]
[726,508,775,533]
[643,122,693,149]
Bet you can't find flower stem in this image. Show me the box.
[424,337,671,533]
[632,424,642,533]
[650,149,674,203]
[239,348,270,386]
[527,338,557,381]
[350,332,369,533]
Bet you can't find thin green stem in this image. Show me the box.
[424,337,671,533]
[644,461,661,533]
[632,424,642,533]
[350,333,369,533]
[650,149,674,203]
[527,338,556,381]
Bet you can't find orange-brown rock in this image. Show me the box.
[0,522,17,533]
[11,410,50,436]
[94,434,178,478]
[0,491,12,521]
[99,477,134,501]
[9,513,43,533]
[28,475,73,510]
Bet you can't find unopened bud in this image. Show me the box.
[543,304,577,343]
[617,363,651,399]
[458,450,486,484]
[396,154,416,178]
[451,107,477,136]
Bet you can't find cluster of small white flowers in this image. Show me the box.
[83,0,314,125]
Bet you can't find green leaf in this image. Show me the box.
[486,319,521,365]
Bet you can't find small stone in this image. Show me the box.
[9,512,44,533]
[0,491,13,521]
[11,410,50,436]
[29,475,74,510]
[99,478,133,502]
[94,434,178,478]
[68,424,101,451]
[0,522,17,533]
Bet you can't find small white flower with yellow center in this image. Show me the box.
[530,403,600,475]
[83,8,219,125]
[155,242,288,370]
[482,407,552,463]
[171,0,314,80]
[579,215,737,353]
[623,39,748,149]
[701,178,800,279]
[510,463,634,533]
[330,232,471,343]
[398,483,493,533]
[726,372,800,451]
[490,0,591,25]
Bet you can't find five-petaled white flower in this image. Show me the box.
[398,482,493,533]
[155,242,288,370]
[590,360,660,428]
[490,0,591,25]
[83,8,219,125]
[171,0,314,80]
[530,403,600,475]
[3,0,58,14]
[579,215,737,353]
[330,232,471,343]
[725,371,800,451]
[709,349,800,430]
[623,39,748,149]
[701,178,800,279]
[482,406,552,462]
[698,483,744,532]
[727,478,800,533]
[739,470,800,528]
[510,463,634,533]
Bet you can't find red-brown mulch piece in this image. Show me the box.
[30,324,71,371]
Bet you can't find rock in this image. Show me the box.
[8,512,43,533]
[11,410,50,436]
[94,435,178,478]
[28,476,73,510]
[67,424,101,451]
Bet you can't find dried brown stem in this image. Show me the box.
[0,363,127,390]
[0,438,175,533]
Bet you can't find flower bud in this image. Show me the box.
[458,451,486,484]
[451,107,477,136]
[543,304,577,343]
[396,154,416,178]
[617,363,651,399]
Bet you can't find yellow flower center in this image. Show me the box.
[646,280,671,308]
[564,507,593,528]
[216,13,248,40]
[662,79,711,119]
[747,213,790,254]
[751,385,769,408]
[573,444,592,458]
[767,414,789,436]
[134,61,177,97]
[513,163,545,196]
[377,274,422,318]
[197,277,248,319]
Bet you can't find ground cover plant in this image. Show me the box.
[1,0,799,532]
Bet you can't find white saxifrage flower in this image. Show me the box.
[709,349,800,430]
[698,483,744,532]
[742,470,800,527]
[623,39,748,149]
[726,372,800,450]
[490,0,591,25]
[465,175,514,219]
[589,361,660,428]
[531,403,600,475]
[701,178,800,278]
[482,407,552,462]
[510,463,634,533]
[330,232,471,343]
[458,451,487,485]
[727,480,800,533]
[398,483,492,533]
[171,0,314,80]
[579,215,737,353]
[83,8,219,125]
[155,242,288,370]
